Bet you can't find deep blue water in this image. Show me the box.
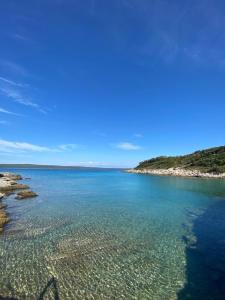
[0,168,225,299]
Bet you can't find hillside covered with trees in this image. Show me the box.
[136,146,225,174]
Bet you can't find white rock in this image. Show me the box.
[126,168,225,178]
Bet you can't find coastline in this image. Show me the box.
[126,168,225,179]
[0,172,37,233]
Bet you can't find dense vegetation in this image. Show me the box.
[136,146,225,174]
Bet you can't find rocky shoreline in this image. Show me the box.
[126,168,225,178]
[0,172,38,233]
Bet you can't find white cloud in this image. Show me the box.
[116,142,141,150]
[0,60,28,77]
[0,76,26,87]
[0,107,18,116]
[134,133,143,138]
[77,161,122,168]
[58,144,78,151]
[10,33,33,44]
[0,63,46,113]
[0,139,51,153]
[93,131,107,137]
[0,139,81,154]
[0,86,46,114]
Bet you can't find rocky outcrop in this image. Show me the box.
[1,173,22,181]
[0,183,29,192]
[127,168,225,178]
[0,172,38,233]
[0,173,28,192]
[16,190,38,200]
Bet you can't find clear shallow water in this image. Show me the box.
[0,169,225,299]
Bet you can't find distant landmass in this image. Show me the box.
[0,164,121,170]
[135,146,225,174]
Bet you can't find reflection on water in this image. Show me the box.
[0,169,225,299]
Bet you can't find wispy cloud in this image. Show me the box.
[0,139,52,153]
[102,0,225,67]
[115,142,141,150]
[0,139,81,154]
[58,144,78,151]
[93,131,107,137]
[76,161,124,168]
[134,133,143,138]
[9,33,33,44]
[0,60,28,77]
[0,76,27,87]
[0,76,46,114]
[0,107,19,116]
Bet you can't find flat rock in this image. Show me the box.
[127,168,225,178]
[0,172,37,233]
[0,173,22,180]
[16,190,38,200]
[0,183,29,192]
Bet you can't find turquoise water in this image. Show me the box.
[0,169,225,299]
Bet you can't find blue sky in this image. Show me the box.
[0,0,225,167]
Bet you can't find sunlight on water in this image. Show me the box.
[0,169,225,299]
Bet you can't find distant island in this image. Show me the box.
[128,146,225,178]
[0,164,121,170]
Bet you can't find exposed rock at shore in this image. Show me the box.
[127,168,225,178]
[16,190,38,200]
[1,173,22,181]
[133,146,225,176]
[0,172,37,233]
[0,172,28,192]
[0,183,29,192]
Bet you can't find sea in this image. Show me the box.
[0,168,225,299]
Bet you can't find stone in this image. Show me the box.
[0,172,37,233]
[0,183,29,192]
[126,168,225,178]
[16,190,38,200]
[0,173,22,180]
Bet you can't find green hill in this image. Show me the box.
[135,146,225,174]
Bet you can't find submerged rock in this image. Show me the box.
[16,190,38,200]
[0,208,10,233]
[0,203,6,209]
